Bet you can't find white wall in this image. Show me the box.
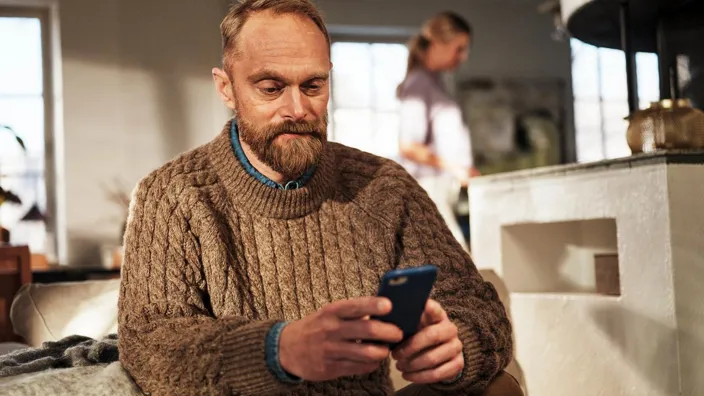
[57,0,230,265]
[31,0,570,265]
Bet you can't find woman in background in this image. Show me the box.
[398,11,478,250]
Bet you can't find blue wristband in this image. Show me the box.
[265,322,303,384]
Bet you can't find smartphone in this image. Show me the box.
[370,264,438,348]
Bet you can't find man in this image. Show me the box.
[117,1,518,395]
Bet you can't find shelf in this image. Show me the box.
[563,0,704,52]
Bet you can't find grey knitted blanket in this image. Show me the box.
[0,334,119,377]
[0,334,142,395]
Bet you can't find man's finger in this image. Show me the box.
[396,337,463,373]
[337,319,403,344]
[420,299,447,328]
[392,321,457,360]
[328,341,391,363]
[325,297,392,319]
[401,353,464,384]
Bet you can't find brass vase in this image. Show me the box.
[627,99,704,154]
[626,106,657,154]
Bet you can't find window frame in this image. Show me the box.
[328,29,410,155]
[571,38,660,162]
[0,4,62,263]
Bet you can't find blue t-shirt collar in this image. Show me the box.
[230,121,316,190]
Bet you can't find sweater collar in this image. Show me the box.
[229,121,316,190]
[208,119,337,219]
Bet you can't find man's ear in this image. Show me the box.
[212,67,236,110]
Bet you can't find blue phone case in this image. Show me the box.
[371,265,438,348]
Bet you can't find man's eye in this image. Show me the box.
[303,83,322,93]
[261,86,281,95]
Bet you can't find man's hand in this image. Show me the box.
[279,297,404,382]
[392,299,464,383]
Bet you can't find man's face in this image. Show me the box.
[213,11,331,180]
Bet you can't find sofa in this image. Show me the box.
[6,274,525,394]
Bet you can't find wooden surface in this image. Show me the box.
[0,245,31,343]
[595,253,621,296]
[31,266,120,284]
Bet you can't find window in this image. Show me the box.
[0,11,51,256]
[571,38,660,162]
[329,41,409,161]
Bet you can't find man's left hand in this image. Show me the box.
[392,299,464,383]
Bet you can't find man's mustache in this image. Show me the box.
[267,121,325,138]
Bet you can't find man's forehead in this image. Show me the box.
[236,11,329,62]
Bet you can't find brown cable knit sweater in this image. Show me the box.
[117,121,512,396]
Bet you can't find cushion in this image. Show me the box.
[10,280,120,347]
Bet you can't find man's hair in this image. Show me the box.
[220,0,330,70]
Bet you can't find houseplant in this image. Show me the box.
[0,124,25,244]
[100,178,131,268]
[103,178,131,243]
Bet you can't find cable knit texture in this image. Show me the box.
[117,120,512,396]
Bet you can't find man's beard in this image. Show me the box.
[236,108,328,181]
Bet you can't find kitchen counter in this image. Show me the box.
[470,151,704,396]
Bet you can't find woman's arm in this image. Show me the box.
[399,140,443,169]
[398,76,475,184]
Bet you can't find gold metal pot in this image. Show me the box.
[627,99,704,154]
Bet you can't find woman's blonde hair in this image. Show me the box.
[398,11,472,95]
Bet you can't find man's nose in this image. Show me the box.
[281,87,308,121]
